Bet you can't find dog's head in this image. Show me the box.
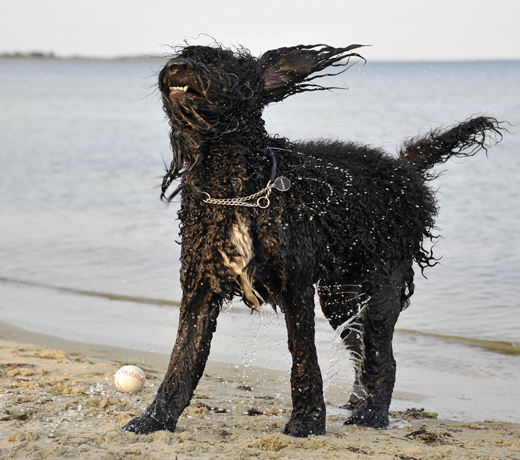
[159,43,365,134]
[159,43,365,200]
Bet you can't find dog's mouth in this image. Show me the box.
[169,85,210,102]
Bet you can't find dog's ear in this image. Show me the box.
[259,44,366,103]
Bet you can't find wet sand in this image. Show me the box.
[1,323,519,460]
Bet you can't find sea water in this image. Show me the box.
[1,58,519,422]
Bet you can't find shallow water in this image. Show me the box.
[1,58,519,422]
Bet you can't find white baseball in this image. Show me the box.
[114,365,146,393]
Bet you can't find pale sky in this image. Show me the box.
[1,0,519,61]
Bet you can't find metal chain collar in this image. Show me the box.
[201,183,274,208]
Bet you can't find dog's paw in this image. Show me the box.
[282,416,326,437]
[124,414,176,435]
[344,401,389,429]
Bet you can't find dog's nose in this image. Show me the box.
[166,59,195,74]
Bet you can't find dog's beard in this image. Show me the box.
[165,94,242,137]
[167,98,215,133]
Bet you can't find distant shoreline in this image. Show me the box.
[0,51,167,63]
[1,51,519,65]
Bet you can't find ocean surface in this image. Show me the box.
[1,58,519,423]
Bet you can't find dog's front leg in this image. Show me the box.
[124,285,220,434]
[282,285,326,437]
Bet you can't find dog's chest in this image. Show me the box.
[218,214,263,310]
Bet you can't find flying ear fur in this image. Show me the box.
[259,44,366,103]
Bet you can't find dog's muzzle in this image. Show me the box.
[161,59,209,102]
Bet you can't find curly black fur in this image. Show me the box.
[124,43,504,437]
[399,116,504,179]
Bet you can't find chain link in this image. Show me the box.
[202,183,273,208]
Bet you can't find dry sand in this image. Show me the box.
[1,323,519,460]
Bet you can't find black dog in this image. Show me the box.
[125,43,502,437]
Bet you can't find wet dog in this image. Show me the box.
[125,43,502,436]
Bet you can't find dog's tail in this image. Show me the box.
[398,116,504,177]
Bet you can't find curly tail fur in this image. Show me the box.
[399,116,504,177]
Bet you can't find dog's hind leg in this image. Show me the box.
[344,280,402,428]
[124,285,221,434]
[282,285,327,437]
[317,277,368,410]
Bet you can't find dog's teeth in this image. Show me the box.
[170,86,188,92]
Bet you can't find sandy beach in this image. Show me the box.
[0,323,518,459]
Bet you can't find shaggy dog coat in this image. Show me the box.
[125,43,503,437]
